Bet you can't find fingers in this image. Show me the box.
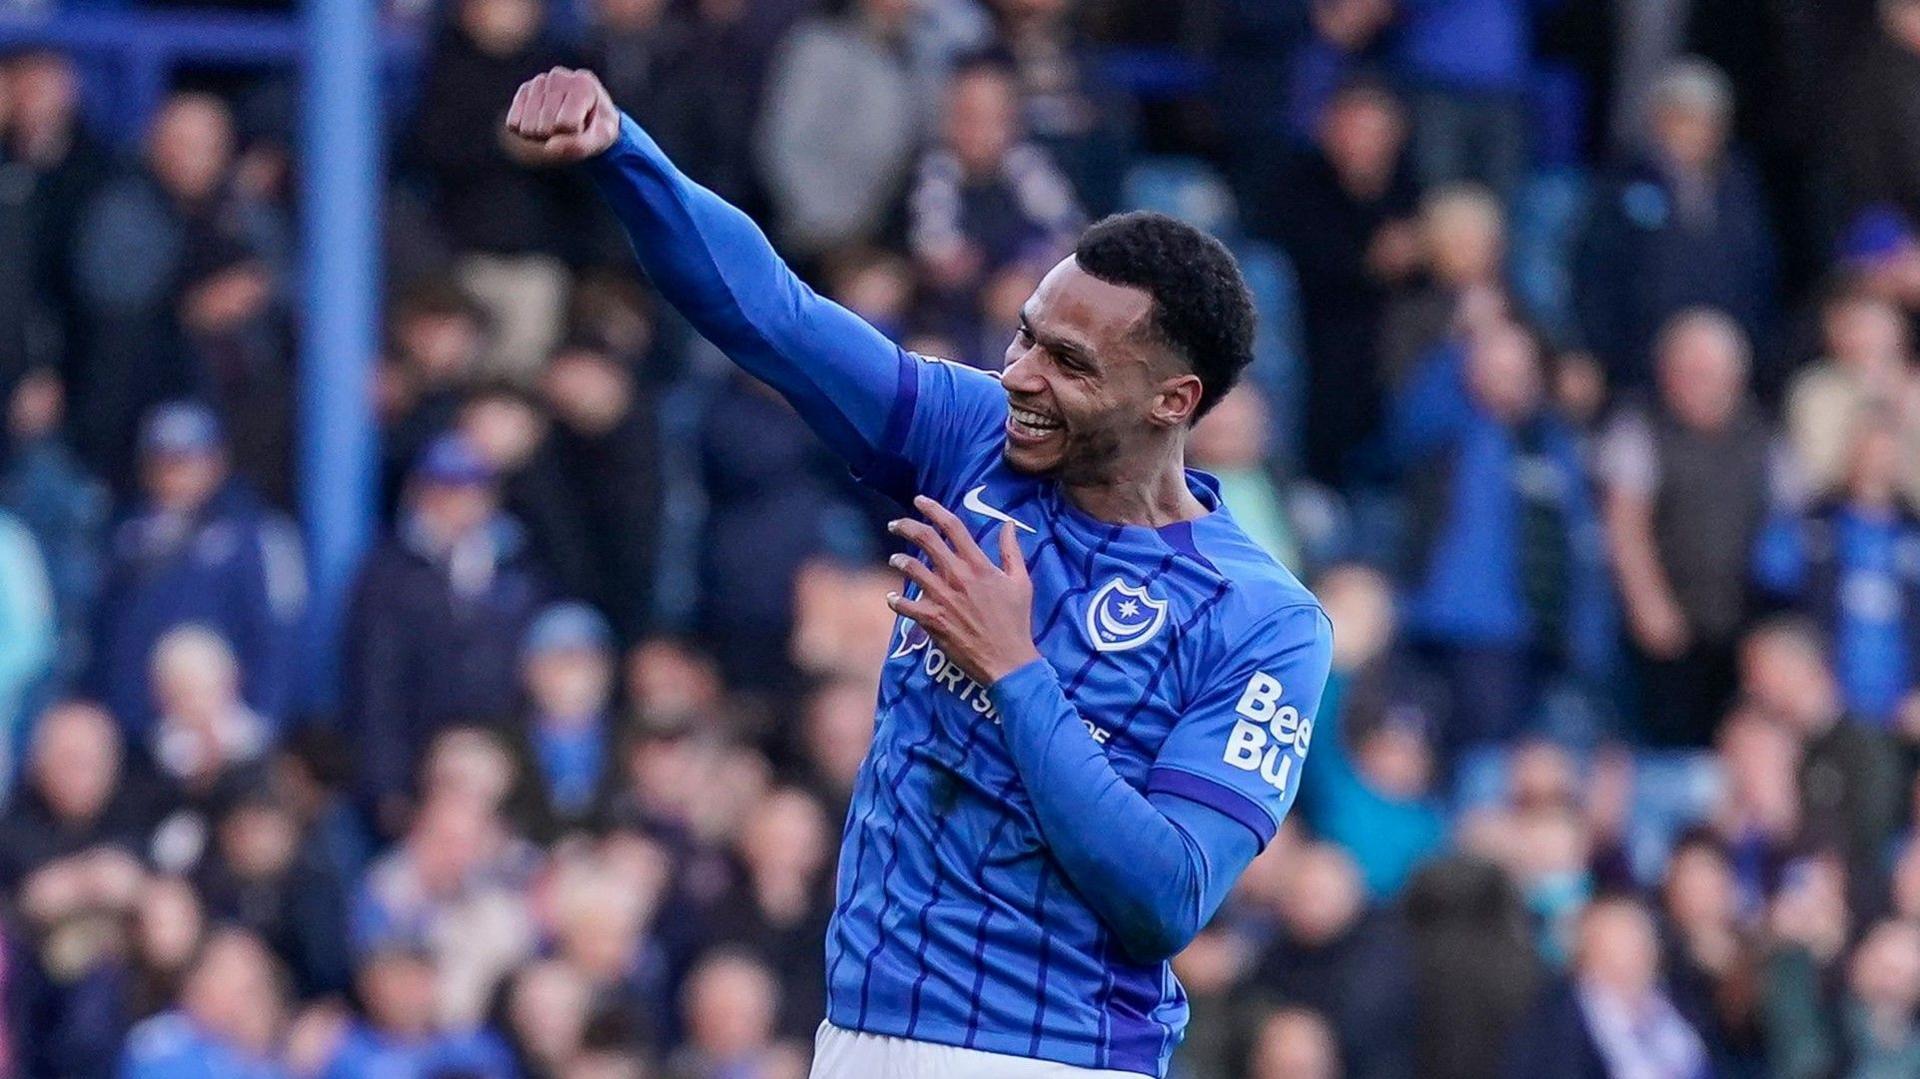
[888,517,961,578]
[914,496,989,567]
[554,75,597,135]
[533,68,573,136]
[885,590,938,626]
[506,79,532,130]
[998,522,1026,581]
[887,552,943,596]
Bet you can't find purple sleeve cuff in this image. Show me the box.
[1146,767,1277,850]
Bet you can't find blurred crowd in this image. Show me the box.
[7,0,1920,1076]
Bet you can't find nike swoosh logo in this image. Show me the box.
[963,485,1037,534]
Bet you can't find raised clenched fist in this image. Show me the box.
[503,67,620,167]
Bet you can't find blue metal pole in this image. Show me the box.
[298,0,380,711]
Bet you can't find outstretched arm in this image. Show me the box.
[505,68,907,470]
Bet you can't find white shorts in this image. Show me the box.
[809,1022,1153,1079]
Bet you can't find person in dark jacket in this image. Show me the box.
[1264,77,1422,487]
[1389,321,1612,752]
[342,433,548,835]
[1739,617,1905,920]
[542,341,662,643]
[1837,0,1920,223]
[1575,59,1775,392]
[3,51,114,393]
[1597,310,1777,748]
[67,92,285,493]
[695,374,853,692]
[1505,896,1711,1079]
[89,401,306,742]
[411,0,592,376]
[1403,856,1542,1079]
[1253,841,1418,1079]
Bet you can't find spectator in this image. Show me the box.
[1768,916,1920,1078]
[584,0,784,218]
[350,793,540,1028]
[1188,386,1300,570]
[667,949,800,1079]
[1598,310,1776,748]
[756,0,927,258]
[1658,829,1766,1075]
[908,58,1082,350]
[1394,0,1540,199]
[797,677,874,816]
[379,279,489,516]
[1244,1004,1342,1079]
[69,93,283,491]
[1266,77,1421,487]
[310,944,517,1077]
[1379,183,1512,387]
[3,51,112,385]
[0,701,153,896]
[1707,708,1804,919]
[342,433,548,831]
[194,787,352,999]
[516,602,620,834]
[1838,0,1920,224]
[501,959,597,1077]
[541,341,664,641]
[1401,856,1540,1079]
[1739,617,1905,913]
[90,401,305,741]
[1297,564,1447,898]
[1389,321,1610,750]
[413,0,584,379]
[703,787,833,1041]
[1761,855,1858,1078]
[147,626,269,798]
[0,368,108,696]
[119,928,289,1079]
[0,505,52,780]
[1784,283,1920,508]
[695,376,854,691]
[459,381,596,603]
[1756,412,1920,725]
[980,0,1118,211]
[1252,841,1417,1079]
[543,846,671,1055]
[1505,896,1710,1079]
[1575,59,1775,391]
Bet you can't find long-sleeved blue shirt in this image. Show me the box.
[587,113,1332,1077]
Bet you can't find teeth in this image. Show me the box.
[1010,407,1060,430]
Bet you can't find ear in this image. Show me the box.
[1149,373,1205,429]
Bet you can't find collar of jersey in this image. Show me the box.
[1043,467,1227,575]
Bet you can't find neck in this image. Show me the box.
[1063,444,1206,527]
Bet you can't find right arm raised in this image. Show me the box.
[505,68,907,470]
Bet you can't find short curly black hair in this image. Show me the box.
[1073,211,1256,422]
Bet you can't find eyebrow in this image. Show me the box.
[1019,310,1095,365]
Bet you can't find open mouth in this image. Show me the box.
[1006,404,1064,443]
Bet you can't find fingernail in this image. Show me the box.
[887,520,901,533]
[888,554,906,569]
[886,591,900,602]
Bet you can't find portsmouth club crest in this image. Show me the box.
[1085,578,1170,653]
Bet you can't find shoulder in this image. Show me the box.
[1187,512,1329,658]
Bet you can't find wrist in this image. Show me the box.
[982,645,1044,687]
[987,654,1053,700]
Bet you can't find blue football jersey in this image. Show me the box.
[826,352,1332,1077]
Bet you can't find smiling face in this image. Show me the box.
[998,257,1200,483]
